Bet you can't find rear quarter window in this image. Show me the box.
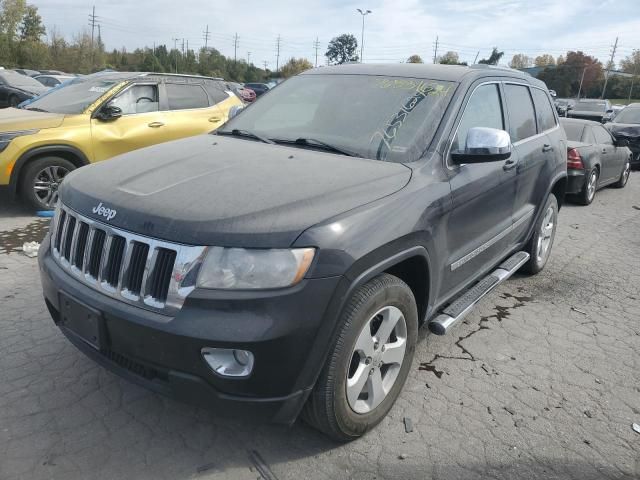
[166,83,209,110]
[504,84,537,142]
[531,88,557,132]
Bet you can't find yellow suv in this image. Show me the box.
[0,71,242,209]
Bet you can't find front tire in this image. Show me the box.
[612,160,630,188]
[302,273,418,442]
[20,157,75,210]
[521,193,558,275]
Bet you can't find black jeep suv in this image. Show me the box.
[39,64,567,441]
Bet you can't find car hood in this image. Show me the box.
[60,134,412,248]
[0,107,65,132]
[13,84,48,96]
[606,123,640,138]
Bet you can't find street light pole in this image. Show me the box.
[356,8,371,63]
[576,66,587,100]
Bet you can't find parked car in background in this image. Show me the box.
[554,98,574,117]
[560,118,631,204]
[39,63,567,442]
[13,68,40,77]
[34,74,76,88]
[244,82,270,97]
[226,82,256,103]
[605,103,640,169]
[0,72,242,209]
[0,70,48,107]
[567,99,612,122]
[36,69,67,76]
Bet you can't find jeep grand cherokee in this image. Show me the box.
[39,64,567,441]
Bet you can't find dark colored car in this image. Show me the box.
[226,82,256,103]
[39,64,567,441]
[0,70,48,107]
[567,99,612,122]
[605,103,640,169]
[561,118,631,204]
[244,82,270,97]
[554,98,574,117]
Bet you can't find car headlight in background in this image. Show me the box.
[0,130,39,153]
[196,247,315,290]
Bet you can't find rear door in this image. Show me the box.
[592,124,622,181]
[506,83,556,243]
[442,81,518,297]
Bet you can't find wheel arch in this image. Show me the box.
[8,145,90,198]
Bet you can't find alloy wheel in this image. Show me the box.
[536,205,556,264]
[32,165,69,208]
[587,171,597,202]
[346,306,407,414]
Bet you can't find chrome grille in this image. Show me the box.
[50,203,207,316]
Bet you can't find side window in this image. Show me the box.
[531,88,557,132]
[166,84,209,110]
[504,84,537,142]
[205,81,231,105]
[453,83,504,151]
[110,84,159,115]
[593,126,613,145]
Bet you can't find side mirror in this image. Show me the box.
[451,127,511,164]
[96,104,122,121]
[228,105,244,119]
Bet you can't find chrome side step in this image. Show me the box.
[428,251,530,335]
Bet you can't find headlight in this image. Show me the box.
[0,129,39,152]
[196,247,315,290]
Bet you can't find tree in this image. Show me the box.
[407,54,423,64]
[534,54,555,67]
[19,5,44,41]
[325,34,358,65]
[280,57,313,78]
[536,51,603,98]
[478,47,504,66]
[620,50,640,74]
[438,51,459,65]
[509,54,532,69]
[556,55,565,65]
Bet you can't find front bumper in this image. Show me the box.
[566,168,586,194]
[39,233,342,423]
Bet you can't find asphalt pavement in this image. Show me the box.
[1,177,639,480]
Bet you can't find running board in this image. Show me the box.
[428,251,530,335]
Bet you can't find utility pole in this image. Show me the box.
[203,25,210,50]
[263,61,268,71]
[88,6,98,70]
[172,37,180,73]
[247,52,251,64]
[314,37,320,67]
[473,51,480,64]
[433,35,439,64]
[233,33,239,62]
[601,36,618,99]
[356,9,372,63]
[629,63,638,102]
[275,35,281,73]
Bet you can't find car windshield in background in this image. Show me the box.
[219,75,455,162]
[613,107,640,124]
[24,77,123,114]
[574,101,607,112]
[562,122,584,141]
[1,71,43,89]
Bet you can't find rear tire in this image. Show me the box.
[612,160,630,188]
[20,156,75,211]
[577,168,598,205]
[302,273,418,442]
[521,193,558,275]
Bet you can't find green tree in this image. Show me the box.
[19,4,44,40]
[536,51,603,98]
[407,54,423,63]
[280,57,313,77]
[534,54,555,67]
[0,0,27,65]
[509,53,532,69]
[438,51,467,66]
[478,47,504,65]
[620,49,640,74]
[325,34,358,65]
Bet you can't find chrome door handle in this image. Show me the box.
[148,122,164,128]
[542,144,554,152]
[503,159,518,171]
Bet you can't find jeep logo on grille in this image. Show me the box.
[92,202,117,221]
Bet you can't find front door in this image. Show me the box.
[442,82,517,297]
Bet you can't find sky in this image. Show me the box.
[29,0,640,68]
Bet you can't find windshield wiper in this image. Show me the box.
[274,137,362,157]
[24,107,48,112]
[216,129,274,144]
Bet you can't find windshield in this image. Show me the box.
[24,76,124,114]
[220,74,455,162]
[1,71,43,89]
[574,101,607,112]
[613,107,640,124]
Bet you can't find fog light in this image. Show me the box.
[201,347,254,378]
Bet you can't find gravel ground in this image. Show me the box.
[1,177,639,480]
